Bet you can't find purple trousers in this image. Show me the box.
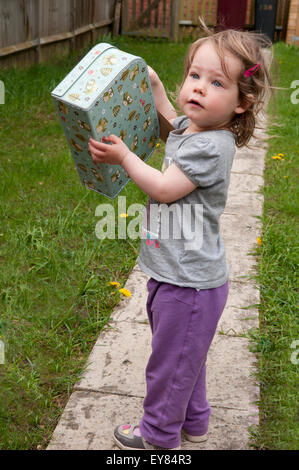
[139,278,229,448]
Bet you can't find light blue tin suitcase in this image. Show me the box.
[51,43,160,198]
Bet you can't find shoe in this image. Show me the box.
[182,430,208,443]
[114,424,181,450]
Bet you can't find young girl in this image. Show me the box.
[89,24,272,450]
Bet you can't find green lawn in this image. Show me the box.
[0,36,298,450]
[249,42,299,450]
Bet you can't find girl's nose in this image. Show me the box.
[194,81,206,96]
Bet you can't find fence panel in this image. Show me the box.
[0,0,116,69]
[122,0,172,38]
[39,0,71,38]
[286,0,299,44]
[178,0,217,40]
[275,0,291,41]
[0,0,37,48]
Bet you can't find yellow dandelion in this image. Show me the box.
[119,288,131,297]
[277,153,284,157]
[257,237,262,246]
[272,155,281,160]
[156,142,160,147]
[109,281,120,287]
[119,213,128,218]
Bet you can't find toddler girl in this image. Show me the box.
[89,22,272,450]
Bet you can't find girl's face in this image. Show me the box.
[179,41,247,133]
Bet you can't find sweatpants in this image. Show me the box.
[139,278,229,448]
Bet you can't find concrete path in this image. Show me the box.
[47,130,266,450]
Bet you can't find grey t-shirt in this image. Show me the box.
[137,115,236,289]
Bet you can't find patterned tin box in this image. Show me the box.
[51,43,160,198]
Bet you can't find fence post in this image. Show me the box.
[170,0,181,42]
[35,0,41,63]
[121,0,128,34]
[113,0,122,37]
[70,0,75,52]
[91,0,96,44]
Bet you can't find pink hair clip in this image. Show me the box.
[244,64,261,77]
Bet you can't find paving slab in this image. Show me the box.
[47,391,251,451]
[47,392,144,451]
[221,212,261,247]
[231,144,266,176]
[206,334,258,411]
[218,282,259,334]
[75,321,150,397]
[224,245,257,281]
[220,212,261,280]
[225,172,264,216]
[110,265,149,324]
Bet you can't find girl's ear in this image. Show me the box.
[235,94,254,114]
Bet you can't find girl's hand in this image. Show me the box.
[90,135,196,203]
[88,135,131,166]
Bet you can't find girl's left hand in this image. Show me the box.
[88,135,131,166]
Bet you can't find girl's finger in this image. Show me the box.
[89,141,107,154]
[89,138,107,150]
[107,134,121,144]
[91,154,104,163]
[92,151,104,160]
[89,145,105,158]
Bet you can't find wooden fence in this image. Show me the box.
[121,0,219,40]
[0,0,118,68]
[0,0,294,69]
[122,0,291,42]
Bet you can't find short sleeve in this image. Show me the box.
[173,115,190,130]
[174,136,221,187]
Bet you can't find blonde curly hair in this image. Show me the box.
[180,19,274,147]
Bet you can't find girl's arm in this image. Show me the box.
[148,66,177,124]
[88,135,196,204]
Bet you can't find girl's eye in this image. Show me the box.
[190,73,199,79]
[213,80,222,87]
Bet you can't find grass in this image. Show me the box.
[0,36,298,450]
[0,35,188,450]
[249,42,299,450]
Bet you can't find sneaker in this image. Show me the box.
[182,430,208,443]
[114,424,181,450]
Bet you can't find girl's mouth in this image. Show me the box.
[189,99,203,108]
